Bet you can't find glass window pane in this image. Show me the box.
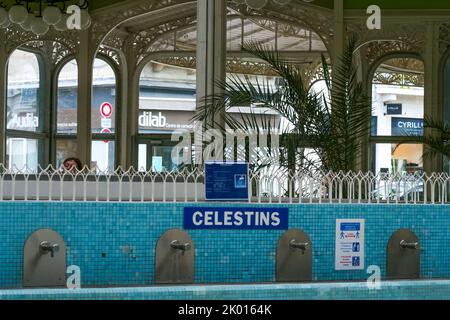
[372,143,423,174]
[138,144,147,171]
[91,140,115,172]
[152,145,179,172]
[92,59,116,134]
[57,60,78,134]
[371,58,424,137]
[6,138,41,172]
[7,50,41,133]
[56,139,78,169]
[139,61,196,134]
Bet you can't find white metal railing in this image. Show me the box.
[0,165,449,204]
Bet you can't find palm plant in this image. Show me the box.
[421,117,450,159]
[194,36,371,176]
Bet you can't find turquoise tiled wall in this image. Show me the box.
[0,202,449,288]
[2,281,450,300]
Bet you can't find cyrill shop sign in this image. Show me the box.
[391,118,424,136]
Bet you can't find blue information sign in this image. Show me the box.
[205,162,249,201]
[391,118,424,136]
[386,104,402,115]
[184,207,289,230]
[340,223,361,232]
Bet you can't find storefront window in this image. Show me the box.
[372,58,424,138]
[7,50,42,133]
[373,143,423,175]
[139,61,196,134]
[6,49,46,171]
[6,138,41,172]
[92,58,116,134]
[91,140,115,172]
[91,57,117,171]
[371,58,424,173]
[55,139,78,169]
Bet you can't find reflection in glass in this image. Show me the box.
[91,140,115,172]
[92,59,116,134]
[57,60,78,134]
[373,143,423,174]
[371,58,424,137]
[7,50,41,133]
[56,139,78,169]
[6,138,40,172]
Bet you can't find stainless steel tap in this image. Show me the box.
[170,240,191,253]
[400,240,419,250]
[39,241,60,258]
[289,239,309,252]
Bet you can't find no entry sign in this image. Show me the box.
[100,102,113,118]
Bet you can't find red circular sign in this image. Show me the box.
[101,128,111,143]
[100,102,113,118]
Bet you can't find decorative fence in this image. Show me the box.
[0,165,449,204]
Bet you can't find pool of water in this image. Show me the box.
[1,280,449,300]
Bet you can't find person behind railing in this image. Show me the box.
[62,157,83,174]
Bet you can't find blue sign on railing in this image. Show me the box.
[184,207,289,230]
[205,162,249,201]
[391,118,424,136]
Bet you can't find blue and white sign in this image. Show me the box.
[391,118,424,137]
[386,104,402,115]
[184,207,289,230]
[335,219,365,270]
[205,162,249,201]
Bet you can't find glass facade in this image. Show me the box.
[6,138,41,172]
[7,51,41,133]
[57,60,78,135]
[371,58,425,174]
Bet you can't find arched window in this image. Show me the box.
[138,60,196,172]
[91,58,117,172]
[6,49,45,172]
[443,57,450,173]
[135,16,327,172]
[370,57,424,175]
[55,59,78,168]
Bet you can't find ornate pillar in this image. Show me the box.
[77,29,94,168]
[124,41,138,168]
[359,50,371,172]
[196,0,227,128]
[116,51,129,169]
[332,0,344,66]
[0,31,6,165]
[423,22,442,174]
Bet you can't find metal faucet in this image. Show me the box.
[170,240,191,254]
[40,241,60,258]
[289,239,309,253]
[400,240,419,250]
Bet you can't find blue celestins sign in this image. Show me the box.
[184,207,289,230]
